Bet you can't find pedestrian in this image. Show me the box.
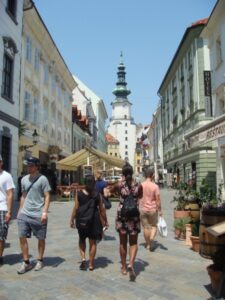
[95,170,111,210]
[139,168,162,251]
[70,174,108,271]
[17,172,25,202]
[0,154,15,265]
[108,163,141,281]
[17,157,51,274]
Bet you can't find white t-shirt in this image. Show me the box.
[0,170,15,211]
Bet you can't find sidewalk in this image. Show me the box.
[0,189,213,300]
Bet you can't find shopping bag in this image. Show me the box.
[157,216,167,237]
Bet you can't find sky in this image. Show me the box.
[34,0,217,126]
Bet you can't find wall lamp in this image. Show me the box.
[19,129,39,152]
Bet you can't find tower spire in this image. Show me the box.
[112,53,131,102]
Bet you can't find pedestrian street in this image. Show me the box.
[0,188,214,300]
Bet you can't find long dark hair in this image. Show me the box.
[84,175,96,197]
[122,163,133,186]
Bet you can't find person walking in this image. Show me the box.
[108,163,141,281]
[95,170,111,210]
[0,154,15,265]
[139,168,162,251]
[70,174,108,271]
[17,157,51,274]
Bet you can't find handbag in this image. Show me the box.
[157,216,167,237]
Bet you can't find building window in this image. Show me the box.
[125,130,128,134]
[216,38,222,67]
[24,91,31,121]
[124,115,127,119]
[26,36,32,63]
[6,0,17,21]
[33,98,39,125]
[125,145,128,149]
[125,137,128,141]
[34,48,39,71]
[2,53,13,100]
[125,123,127,126]
[187,49,192,69]
[1,135,11,172]
[125,151,128,155]
[115,153,117,157]
[44,64,49,84]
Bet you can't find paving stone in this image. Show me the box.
[0,188,213,299]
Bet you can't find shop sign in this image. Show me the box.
[204,71,212,117]
[188,120,225,148]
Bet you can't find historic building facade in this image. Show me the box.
[158,19,216,190]
[108,53,136,166]
[19,3,76,188]
[186,0,225,193]
[0,0,23,178]
[73,75,108,153]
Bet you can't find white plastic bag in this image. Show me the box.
[157,216,167,237]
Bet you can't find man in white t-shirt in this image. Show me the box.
[0,154,15,265]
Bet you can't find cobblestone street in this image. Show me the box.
[0,188,214,300]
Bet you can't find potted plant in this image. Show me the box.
[190,221,200,252]
[172,182,190,219]
[207,250,225,297]
[173,216,191,240]
[198,180,225,259]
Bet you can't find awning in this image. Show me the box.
[56,147,125,171]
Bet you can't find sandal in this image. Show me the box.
[121,267,127,275]
[89,266,94,271]
[79,260,86,270]
[127,266,136,281]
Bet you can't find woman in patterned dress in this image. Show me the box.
[108,163,142,281]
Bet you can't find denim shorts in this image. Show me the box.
[0,211,9,241]
[140,211,158,228]
[17,213,47,240]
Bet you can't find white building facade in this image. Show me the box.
[73,75,108,153]
[0,0,23,178]
[108,54,136,166]
[186,0,225,192]
[19,3,76,176]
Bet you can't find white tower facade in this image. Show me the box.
[108,53,136,166]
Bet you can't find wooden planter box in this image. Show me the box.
[190,236,200,252]
[207,264,225,297]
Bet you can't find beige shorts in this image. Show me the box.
[140,211,158,228]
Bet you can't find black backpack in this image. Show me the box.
[121,185,139,219]
[76,195,96,230]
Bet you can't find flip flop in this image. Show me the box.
[121,268,127,275]
[127,266,136,281]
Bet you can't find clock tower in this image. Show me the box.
[108,52,136,166]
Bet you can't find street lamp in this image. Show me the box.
[19,129,39,152]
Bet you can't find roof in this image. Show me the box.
[105,133,119,144]
[56,147,125,170]
[158,18,208,94]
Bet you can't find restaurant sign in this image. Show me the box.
[188,120,225,148]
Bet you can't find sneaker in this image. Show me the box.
[79,260,86,270]
[17,261,32,274]
[0,256,3,267]
[34,260,43,271]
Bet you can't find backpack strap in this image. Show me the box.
[25,174,42,196]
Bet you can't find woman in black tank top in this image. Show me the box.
[70,175,108,271]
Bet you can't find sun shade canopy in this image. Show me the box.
[56,147,125,171]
